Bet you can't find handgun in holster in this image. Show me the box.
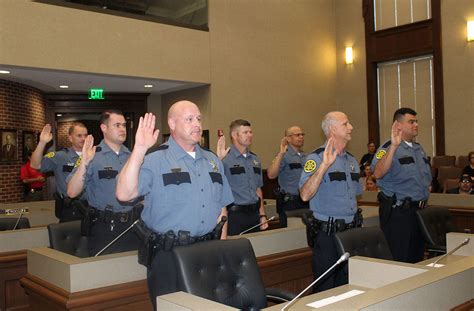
[302,211,318,248]
[354,208,364,227]
[213,216,227,239]
[81,207,97,236]
[53,192,65,219]
[135,219,157,268]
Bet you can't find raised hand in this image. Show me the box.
[391,121,402,147]
[279,137,288,154]
[322,137,337,168]
[39,124,53,144]
[135,113,159,152]
[217,135,230,160]
[81,135,96,165]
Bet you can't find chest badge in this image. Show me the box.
[209,160,218,172]
[253,160,259,166]
[350,164,355,172]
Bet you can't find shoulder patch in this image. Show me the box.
[44,151,55,158]
[311,147,324,155]
[375,149,387,160]
[304,159,317,173]
[382,141,391,148]
[146,144,169,155]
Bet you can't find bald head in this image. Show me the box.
[285,125,305,149]
[321,111,353,143]
[168,100,202,150]
[168,100,198,120]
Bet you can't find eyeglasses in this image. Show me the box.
[289,133,305,137]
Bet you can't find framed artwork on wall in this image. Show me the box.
[0,130,18,161]
[200,130,209,149]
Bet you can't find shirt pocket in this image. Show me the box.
[162,172,192,204]
[209,172,223,203]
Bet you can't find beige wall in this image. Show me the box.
[208,0,337,166]
[0,0,210,83]
[441,0,474,156]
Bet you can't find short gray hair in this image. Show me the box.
[321,112,337,137]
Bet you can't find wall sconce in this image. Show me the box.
[468,21,474,42]
[345,47,353,64]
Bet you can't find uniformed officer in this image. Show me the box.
[31,122,88,222]
[267,126,308,227]
[299,111,362,292]
[67,110,140,256]
[218,119,268,235]
[372,107,431,263]
[116,101,233,309]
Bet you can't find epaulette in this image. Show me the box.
[200,146,217,157]
[58,147,68,153]
[96,146,102,152]
[311,147,325,155]
[382,141,391,148]
[146,144,169,155]
[413,142,420,145]
[346,151,354,157]
[249,151,257,156]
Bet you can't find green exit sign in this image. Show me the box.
[89,88,105,100]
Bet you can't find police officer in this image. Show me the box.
[267,126,308,227]
[116,102,233,309]
[31,122,88,222]
[67,110,140,256]
[372,107,431,263]
[218,119,268,235]
[299,111,362,292]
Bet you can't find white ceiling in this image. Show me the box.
[0,65,206,94]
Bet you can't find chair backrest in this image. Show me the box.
[437,166,462,192]
[172,239,267,311]
[47,221,89,258]
[443,178,460,193]
[456,155,469,168]
[432,155,456,168]
[416,206,458,251]
[0,217,31,231]
[334,226,393,261]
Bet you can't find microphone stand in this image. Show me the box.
[432,238,470,266]
[94,219,140,257]
[281,252,350,311]
[12,209,25,230]
[239,216,276,235]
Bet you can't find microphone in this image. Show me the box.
[431,238,470,266]
[94,219,140,257]
[12,209,25,230]
[281,252,350,311]
[239,215,277,235]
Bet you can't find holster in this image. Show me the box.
[213,216,227,239]
[377,192,395,225]
[81,206,97,236]
[135,219,157,268]
[353,208,363,227]
[53,193,65,219]
[302,211,318,248]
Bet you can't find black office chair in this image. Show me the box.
[0,217,31,231]
[172,238,295,310]
[416,206,458,257]
[47,220,89,258]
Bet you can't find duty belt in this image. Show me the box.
[315,218,355,234]
[155,230,215,251]
[95,208,134,223]
[393,199,427,209]
[227,201,259,213]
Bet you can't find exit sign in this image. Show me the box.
[89,88,105,100]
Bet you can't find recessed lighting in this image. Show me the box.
[59,85,69,89]
[144,84,153,88]
[57,114,63,117]
[0,70,11,74]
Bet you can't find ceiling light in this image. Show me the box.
[0,70,11,74]
[144,84,153,88]
[57,114,63,117]
[59,85,69,89]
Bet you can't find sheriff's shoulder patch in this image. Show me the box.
[74,157,81,168]
[44,152,55,158]
[376,149,387,160]
[304,159,317,173]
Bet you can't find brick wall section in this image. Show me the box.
[0,79,46,203]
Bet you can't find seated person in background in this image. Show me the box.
[359,141,376,170]
[462,151,474,180]
[365,175,379,192]
[359,164,373,190]
[20,152,46,201]
[447,174,473,195]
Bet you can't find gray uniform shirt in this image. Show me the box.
[278,145,306,195]
[41,147,80,197]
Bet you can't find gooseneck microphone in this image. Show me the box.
[239,216,277,235]
[12,209,25,231]
[281,252,350,311]
[94,219,140,257]
[432,238,470,266]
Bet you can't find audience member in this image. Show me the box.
[365,175,379,192]
[447,174,473,195]
[20,152,46,201]
[462,151,474,180]
[360,141,376,170]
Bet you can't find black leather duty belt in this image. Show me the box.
[95,208,134,223]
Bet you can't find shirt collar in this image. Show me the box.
[98,139,130,155]
[230,144,248,158]
[167,136,204,160]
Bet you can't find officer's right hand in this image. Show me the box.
[81,135,96,165]
[135,113,159,152]
[39,124,53,144]
[217,135,230,160]
[321,137,337,168]
[391,121,402,147]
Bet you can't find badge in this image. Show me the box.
[74,157,81,168]
[350,164,355,172]
[171,168,182,173]
[304,160,317,173]
[253,160,259,166]
[45,151,55,158]
[375,149,387,160]
[209,160,218,172]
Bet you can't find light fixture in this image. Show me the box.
[144,84,153,88]
[0,70,11,74]
[345,47,353,64]
[468,20,474,42]
[56,114,63,117]
[59,85,69,89]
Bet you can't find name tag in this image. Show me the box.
[398,157,415,165]
[329,172,346,181]
[163,172,191,186]
[63,165,74,173]
[289,163,303,170]
[350,173,360,181]
[98,170,118,179]
[230,166,245,175]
